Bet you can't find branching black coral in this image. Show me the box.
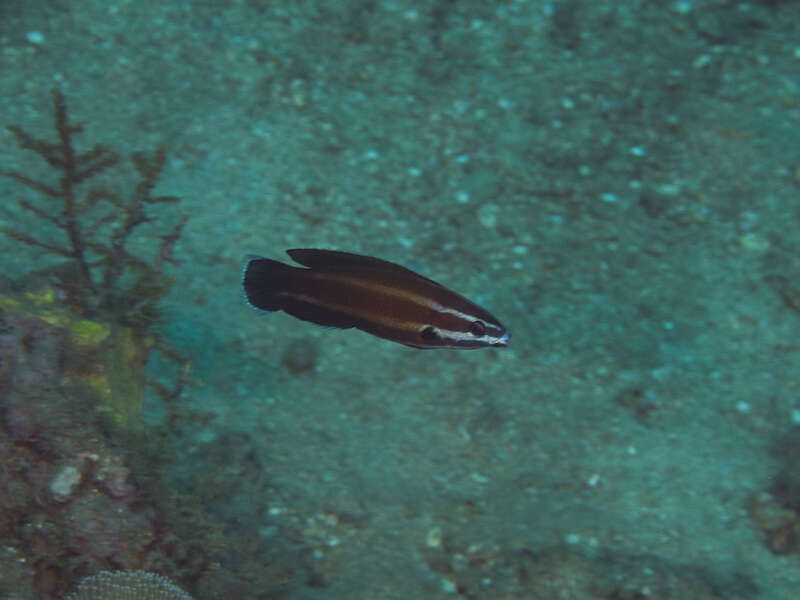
[1,89,193,428]
[2,89,188,323]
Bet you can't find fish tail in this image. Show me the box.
[243,257,293,311]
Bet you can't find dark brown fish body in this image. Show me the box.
[243,249,509,349]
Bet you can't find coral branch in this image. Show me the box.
[2,170,62,197]
[2,89,187,323]
[0,228,73,257]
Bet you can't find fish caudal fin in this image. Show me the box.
[243,257,293,311]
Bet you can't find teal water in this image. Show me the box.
[1,1,799,598]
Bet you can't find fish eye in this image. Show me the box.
[469,320,486,337]
[420,326,439,341]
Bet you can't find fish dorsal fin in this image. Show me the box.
[287,249,430,280]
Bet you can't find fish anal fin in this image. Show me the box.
[282,297,357,330]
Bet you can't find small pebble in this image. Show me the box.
[26,31,45,45]
[671,1,692,14]
[426,526,442,548]
[477,204,499,228]
[739,232,769,253]
[50,465,81,502]
[600,192,618,203]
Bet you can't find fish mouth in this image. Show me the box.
[491,331,510,347]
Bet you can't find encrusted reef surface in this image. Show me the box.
[2,1,800,599]
[0,308,172,598]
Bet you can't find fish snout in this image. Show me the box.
[492,331,510,347]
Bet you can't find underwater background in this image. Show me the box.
[1,1,800,599]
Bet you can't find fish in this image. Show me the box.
[242,249,510,349]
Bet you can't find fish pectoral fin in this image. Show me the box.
[282,298,357,329]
